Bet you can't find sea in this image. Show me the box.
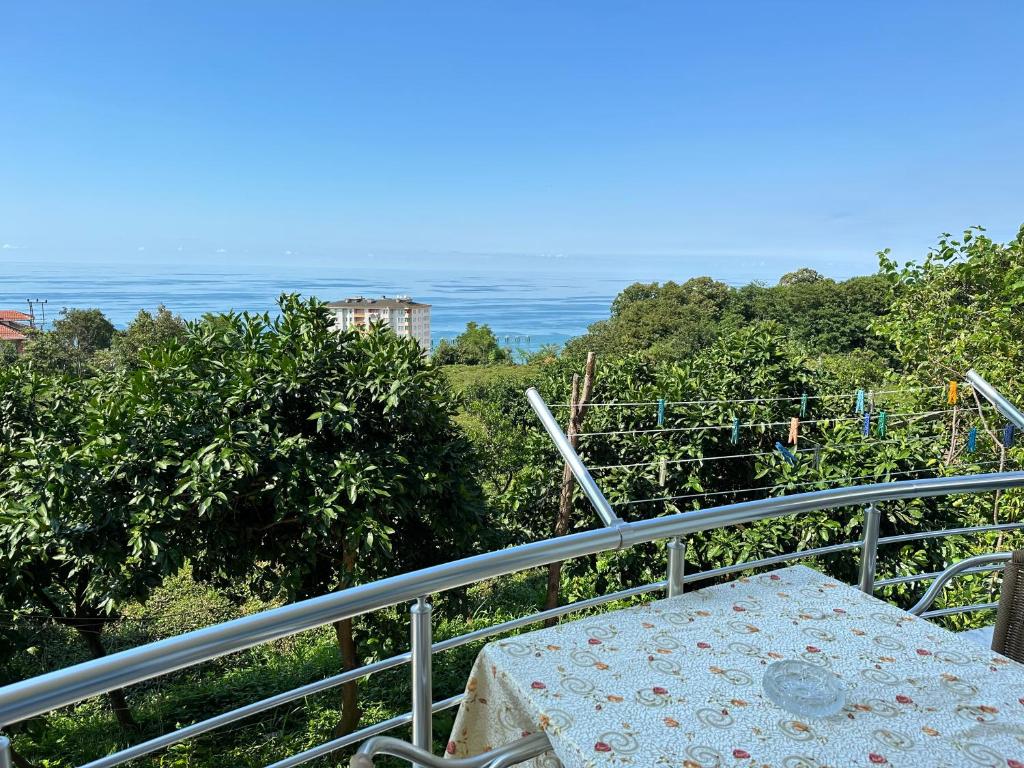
[0,252,856,353]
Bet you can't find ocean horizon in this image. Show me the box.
[0,253,868,351]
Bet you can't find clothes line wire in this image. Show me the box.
[575,409,956,438]
[613,461,1005,507]
[587,439,920,471]
[549,384,959,409]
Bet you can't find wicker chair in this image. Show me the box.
[992,550,1024,663]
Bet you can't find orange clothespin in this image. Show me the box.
[788,417,799,446]
[947,380,958,405]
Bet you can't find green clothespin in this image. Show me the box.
[657,398,666,427]
[800,393,808,418]
[877,411,887,437]
[731,417,740,445]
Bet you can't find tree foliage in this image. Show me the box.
[432,322,511,365]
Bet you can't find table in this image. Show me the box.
[445,565,1024,768]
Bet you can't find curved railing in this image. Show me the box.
[0,370,1020,768]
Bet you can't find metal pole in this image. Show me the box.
[966,369,1024,431]
[859,504,882,593]
[525,387,622,527]
[410,597,433,767]
[0,735,11,768]
[667,537,686,598]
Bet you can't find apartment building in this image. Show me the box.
[326,295,431,352]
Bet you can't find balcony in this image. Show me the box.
[0,371,1022,768]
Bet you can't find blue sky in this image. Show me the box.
[2,2,1022,278]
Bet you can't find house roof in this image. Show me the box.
[0,324,27,342]
[0,310,32,321]
[326,296,430,309]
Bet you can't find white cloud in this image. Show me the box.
[216,248,227,253]
[138,246,146,252]
[284,250,293,256]
[2,243,23,250]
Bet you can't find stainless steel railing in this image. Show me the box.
[0,372,1020,768]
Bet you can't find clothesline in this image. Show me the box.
[575,409,955,438]
[613,461,1004,507]
[549,384,958,409]
[587,438,913,471]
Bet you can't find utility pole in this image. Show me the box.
[26,298,47,330]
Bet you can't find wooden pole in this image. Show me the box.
[544,352,596,624]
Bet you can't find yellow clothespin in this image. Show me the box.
[947,380,958,404]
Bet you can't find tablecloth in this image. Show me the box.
[445,564,1024,768]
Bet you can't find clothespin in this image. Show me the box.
[967,427,977,453]
[877,411,887,437]
[855,389,865,414]
[1004,423,1016,449]
[657,398,666,427]
[658,457,667,486]
[800,393,808,418]
[731,417,740,445]
[788,417,799,446]
[812,446,821,469]
[862,411,871,437]
[947,381,958,405]
[775,441,796,465]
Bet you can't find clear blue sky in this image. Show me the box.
[2,2,1022,277]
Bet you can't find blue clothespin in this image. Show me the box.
[775,441,796,465]
[862,411,871,437]
[855,389,865,414]
[1004,423,1016,448]
[967,427,977,453]
[731,417,740,445]
[800,393,808,418]
[657,398,665,427]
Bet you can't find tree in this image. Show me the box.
[106,305,187,371]
[155,296,486,734]
[875,225,1024,387]
[23,308,115,376]
[431,322,511,365]
[778,267,828,286]
[0,364,197,730]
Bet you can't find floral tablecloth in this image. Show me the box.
[445,565,1024,768]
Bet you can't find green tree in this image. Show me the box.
[23,308,116,376]
[875,225,1024,387]
[431,322,511,365]
[157,296,485,734]
[106,305,187,371]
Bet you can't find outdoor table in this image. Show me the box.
[445,565,1024,768]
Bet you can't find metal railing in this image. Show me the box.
[0,371,1021,768]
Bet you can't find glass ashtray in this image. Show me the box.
[762,659,845,718]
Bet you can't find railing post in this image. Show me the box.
[859,504,881,594]
[0,735,11,768]
[410,597,433,768]
[667,537,686,598]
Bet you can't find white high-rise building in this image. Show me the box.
[326,295,431,352]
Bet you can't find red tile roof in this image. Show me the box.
[0,325,27,342]
[0,310,32,321]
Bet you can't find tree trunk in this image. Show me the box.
[332,545,362,736]
[544,352,596,625]
[76,625,138,731]
[332,617,362,735]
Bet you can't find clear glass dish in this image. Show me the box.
[762,659,845,718]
